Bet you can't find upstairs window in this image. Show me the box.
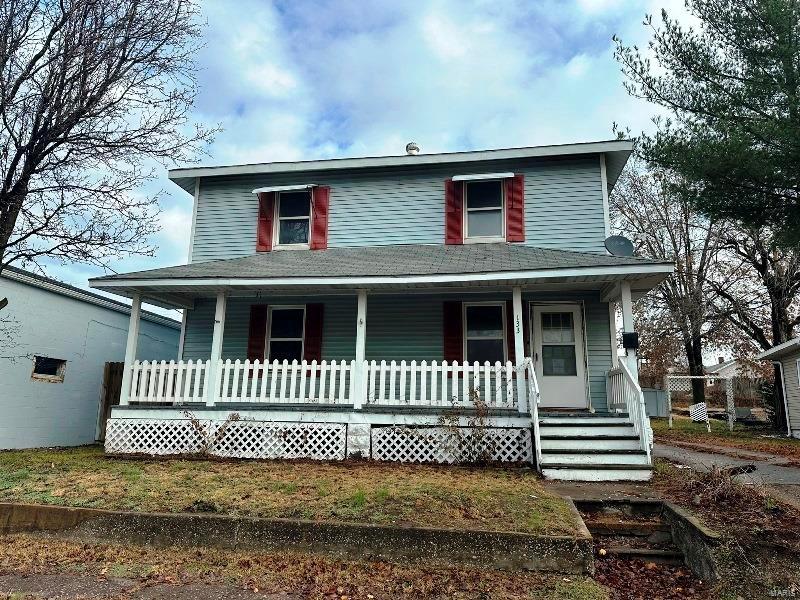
[276,190,311,246]
[464,303,506,363]
[267,307,305,362]
[31,355,67,383]
[465,180,504,240]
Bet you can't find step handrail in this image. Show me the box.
[609,361,652,463]
[522,357,543,471]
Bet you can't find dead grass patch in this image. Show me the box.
[0,446,576,536]
[0,533,609,600]
[653,459,800,599]
[651,416,800,462]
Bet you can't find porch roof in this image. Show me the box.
[89,244,672,308]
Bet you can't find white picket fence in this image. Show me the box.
[129,359,211,404]
[125,358,524,409]
[218,359,356,404]
[365,360,517,408]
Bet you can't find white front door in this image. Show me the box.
[531,303,588,409]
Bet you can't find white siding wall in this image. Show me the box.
[0,278,179,449]
[780,354,800,438]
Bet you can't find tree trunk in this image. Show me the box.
[685,336,706,404]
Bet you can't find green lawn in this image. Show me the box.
[0,446,578,536]
[651,416,800,461]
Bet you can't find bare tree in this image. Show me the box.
[611,157,730,402]
[710,228,800,428]
[0,0,216,276]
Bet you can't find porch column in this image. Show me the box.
[352,289,368,409]
[206,292,227,407]
[620,281,639,379]
[512,287,528,413]
[118,293,142,406]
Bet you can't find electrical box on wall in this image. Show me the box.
[622,332,639,350]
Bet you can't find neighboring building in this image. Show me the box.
[90,140,673,481]
[704,357,760,386]
[756,339,800,438]
[0,266,180,449]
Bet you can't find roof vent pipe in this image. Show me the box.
[405,142,420,155]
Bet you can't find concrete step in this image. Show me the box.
[542,464,652,482]
[539,436,642,451]
[538,425,635,437]
[540,450,650,465]
[601,546,684,565]
[539,417,631,425]
[585,521,671,538]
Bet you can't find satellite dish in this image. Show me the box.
[604,235,635,257]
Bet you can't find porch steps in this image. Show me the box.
[538,415,651,481]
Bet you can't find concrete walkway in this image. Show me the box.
[654,442,800,509]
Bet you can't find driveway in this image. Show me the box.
[654,441,800,508]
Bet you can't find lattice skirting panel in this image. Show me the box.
[105,418,346,460]
[371,426,533,464]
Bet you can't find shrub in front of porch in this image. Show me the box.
[0,446,578,536]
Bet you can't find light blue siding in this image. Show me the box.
[181,291,614,409]
[190,156,607,262]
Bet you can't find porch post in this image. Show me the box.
[619,281,639,380]
[353,289,368,409]
[118,293,142,406]
[206,292,227,406]
[512,287,528,413]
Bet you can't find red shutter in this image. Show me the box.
[443,301,463,362]
[256,192,275,252]
[303,303,324,362]
[505,174,525,242]
[247,304,269,362]
[445,179,464,245]
[310,186,330,250]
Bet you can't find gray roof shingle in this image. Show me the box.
[92,243,668,283]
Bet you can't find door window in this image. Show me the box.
[540,312,577,376]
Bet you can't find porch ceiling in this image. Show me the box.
[89,244,672,309]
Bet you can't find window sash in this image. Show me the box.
[463,303,506,363]
[275,191,311,246]
[266,306,305,362]
[464,181,504,239]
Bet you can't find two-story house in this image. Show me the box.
[90,140,672,481]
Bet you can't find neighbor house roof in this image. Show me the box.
[756,338,800,361]
[2,265,180,329]
[168,139,634,194]
[89,243,673,308]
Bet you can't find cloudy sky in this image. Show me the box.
[45,0,686,311]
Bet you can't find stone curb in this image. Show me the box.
[0,502,592,574]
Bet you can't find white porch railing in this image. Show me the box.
[608,361,652,462]
[125,358,536,412]
[523,357,543,471]
[218,359,357,404]
[365,360,517,408]
[129,359,211,404]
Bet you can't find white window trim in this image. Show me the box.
[273,190,312,250]
[265,305,306,362]
[31,355,67,383]
[462,301,508,364]
[452,172,514,182]
[463,179,505,243]
[796,358,800,392]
